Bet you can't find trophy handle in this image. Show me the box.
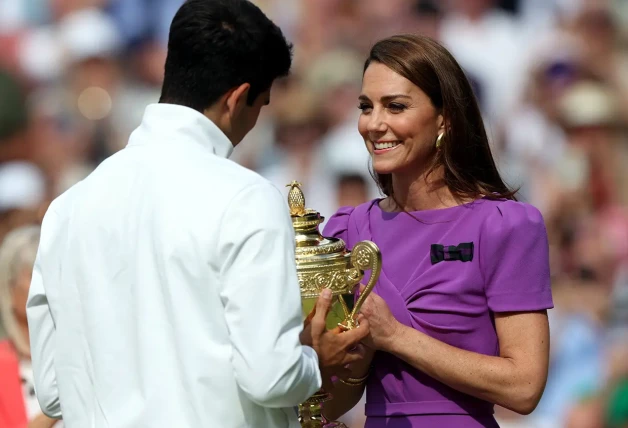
[339,240,382,330]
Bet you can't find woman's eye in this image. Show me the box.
[358,103,372,112]
[388,103,406,112]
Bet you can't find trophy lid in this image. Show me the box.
[286,181,348,261]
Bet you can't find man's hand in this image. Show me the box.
[300,289,370,370]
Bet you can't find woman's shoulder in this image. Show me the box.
[480,198,545,230]
[322,199,379,239]
[478,198,548,253]
[477,199,553,312]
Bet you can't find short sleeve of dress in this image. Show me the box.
[322,206,355,244]
[479,200,553,312]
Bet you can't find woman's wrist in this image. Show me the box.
[379,320,404,353]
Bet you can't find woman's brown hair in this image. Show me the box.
[364,34,516,201]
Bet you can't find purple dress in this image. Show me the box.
[323,197,553,428]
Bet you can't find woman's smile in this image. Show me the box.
[373,140,403,153]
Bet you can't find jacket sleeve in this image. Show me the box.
[216,181,322,408]
[26,213,62,419]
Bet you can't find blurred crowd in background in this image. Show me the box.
[1,0,628,427]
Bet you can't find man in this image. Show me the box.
[26,1,368,427]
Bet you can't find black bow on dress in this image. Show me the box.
[430,242,474,264]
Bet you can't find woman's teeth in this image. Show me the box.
[374,141,401,150]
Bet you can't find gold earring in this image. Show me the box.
[435,133,445,149]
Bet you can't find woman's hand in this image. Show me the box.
[358,285,401,352]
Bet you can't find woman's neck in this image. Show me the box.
[386,165,465,212]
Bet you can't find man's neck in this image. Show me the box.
[203,106,236,145]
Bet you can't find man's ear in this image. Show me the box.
[225,82,250,119]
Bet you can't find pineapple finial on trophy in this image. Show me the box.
[286,181,306,217]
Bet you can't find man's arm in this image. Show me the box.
[26,250,61,418]
[216,182,321,408]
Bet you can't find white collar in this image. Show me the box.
[130,103,234,159]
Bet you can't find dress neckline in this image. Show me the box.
[372,196,489,224]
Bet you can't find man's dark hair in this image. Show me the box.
[159,0,293,112]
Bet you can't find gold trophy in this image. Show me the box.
[286,181,382,428]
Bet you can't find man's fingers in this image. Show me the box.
[311,289,333,334]
[339,352,366,366]
[339,319,370,346]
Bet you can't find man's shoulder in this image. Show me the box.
[212,159,281,197]
[44,182,82,218]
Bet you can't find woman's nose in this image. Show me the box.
[366,111,387,133]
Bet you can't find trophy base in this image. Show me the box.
[298,389,347,428]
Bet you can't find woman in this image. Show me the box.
[322,35,553,427]
[0,225,60,428]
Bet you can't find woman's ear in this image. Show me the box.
[225,82,250,120]
[436,113,446,132]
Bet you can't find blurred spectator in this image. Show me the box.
[606,378,628,428]
[0,68,47,250]
[566,1,628,114]
[0,225,61,427]
[1,0,628,426]
[500,31,581,209]
[258,81,339,219]
[21,8,131,195]
[440,0,526,125]
[0,69,30,163]
[0,0,50,35]
[336,173,369,208]
[106,0,183,48]
[0,162,46,213]
[554,80,628,278]
[305,49,375,188]
[106,0,182,87]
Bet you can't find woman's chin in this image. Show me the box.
[372,162,398,176]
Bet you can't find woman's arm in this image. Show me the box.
[392,311,549,414]
[362,291,550,415]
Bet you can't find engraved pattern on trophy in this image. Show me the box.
[295,240,345,256]
[298,269,362,297]
[314,271,346,292]
[297,271,345,296]
[345,267,361,285]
